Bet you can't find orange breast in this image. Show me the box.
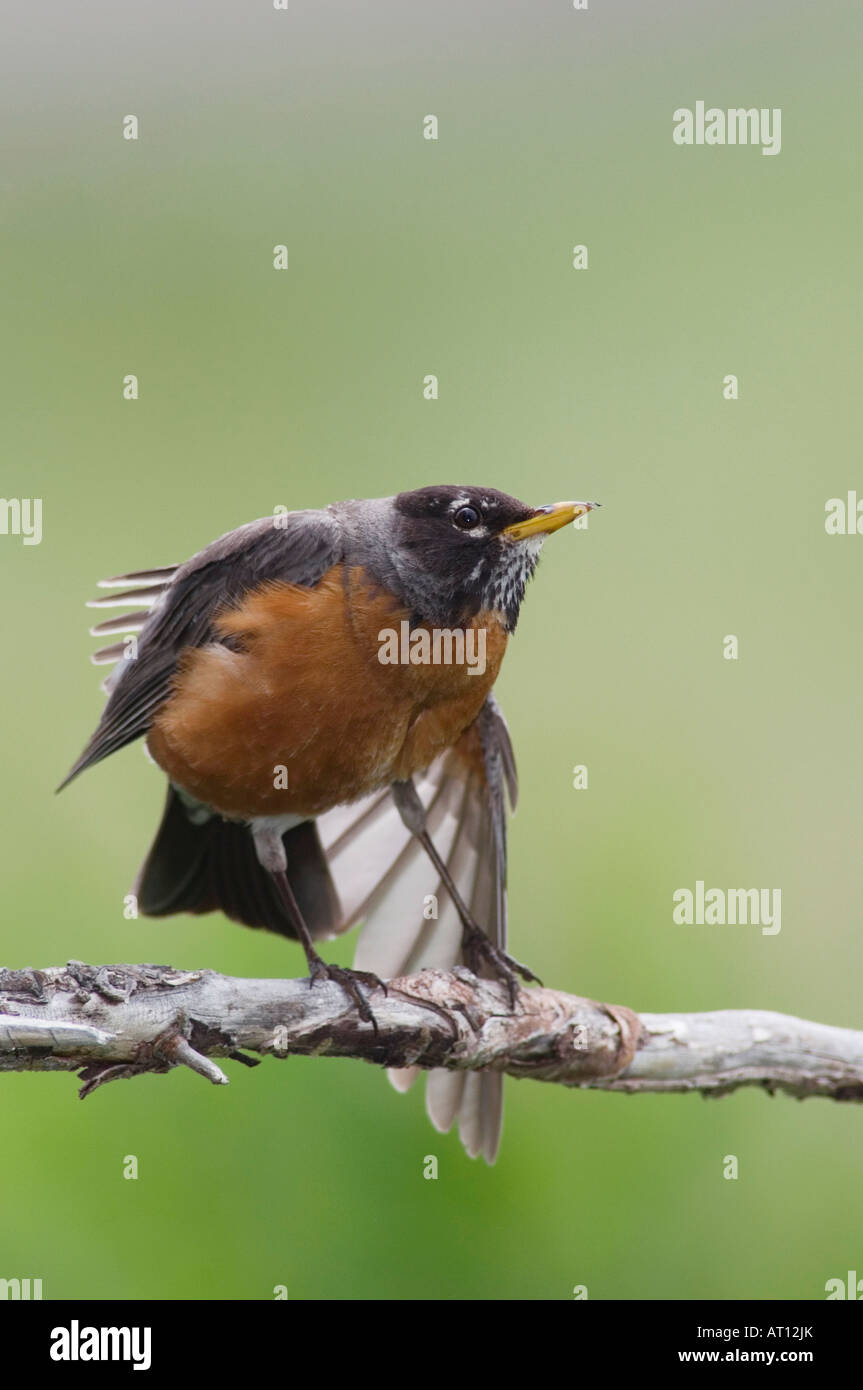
[146,564,508,819]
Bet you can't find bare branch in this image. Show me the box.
[1,962,862,1103]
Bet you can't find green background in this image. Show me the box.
[2,0,861,1299]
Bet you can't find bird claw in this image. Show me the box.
[308,961,387,1031]
[461,927,541,1007]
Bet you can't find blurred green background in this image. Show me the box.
[2,0,861,1300]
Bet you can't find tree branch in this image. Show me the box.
[1,962,861,1102]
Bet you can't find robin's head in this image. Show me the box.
[350,485,598,630]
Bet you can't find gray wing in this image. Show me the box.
[317,693,517,1164]
[59,510,342,788]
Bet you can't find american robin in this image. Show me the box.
[60,485,598,1161]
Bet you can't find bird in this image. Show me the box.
[60,484,598,1162]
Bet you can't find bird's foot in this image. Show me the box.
[461,925,542,1007]
[308,959,387,1031]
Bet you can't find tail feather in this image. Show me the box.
[134,787,340,939]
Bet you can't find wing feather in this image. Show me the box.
[318,693,516,1163]
[60,510,342,789]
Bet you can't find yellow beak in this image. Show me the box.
[501,499,599,542]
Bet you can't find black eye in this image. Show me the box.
[453,504,481,530]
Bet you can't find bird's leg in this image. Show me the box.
[272,871,387,1030]
[253,827,385,1028]
[391,780,541,1004]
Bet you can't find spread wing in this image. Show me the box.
[59,510,342,789]
[317,693,518,1163]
